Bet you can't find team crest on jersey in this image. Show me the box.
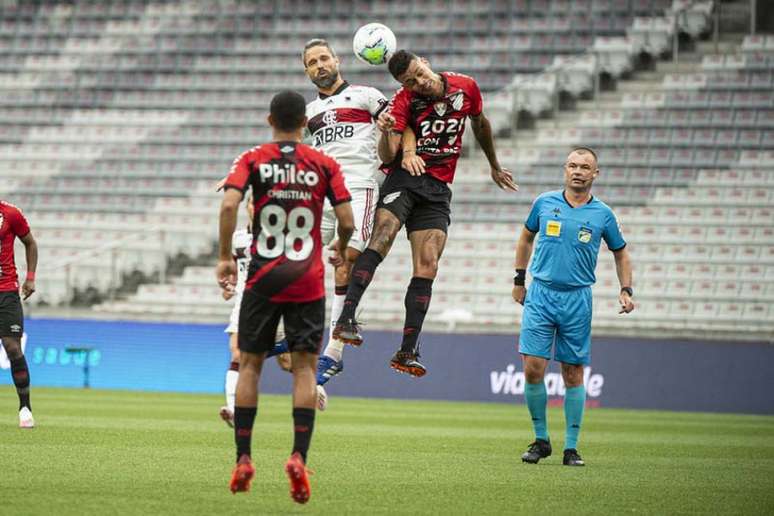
[450,92,464,111]
[578,227,592,243]
[322,110,338,126]
[433,102,446,117]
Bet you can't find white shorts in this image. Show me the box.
[225,297,285,343]
[225,298,241,334]
[321,186,377,252]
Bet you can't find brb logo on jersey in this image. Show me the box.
[313,109,355,146]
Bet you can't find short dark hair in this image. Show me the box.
[388,50,417,80]
[269,90,307,132]
[570,146,598,165]
[302,38,336,67]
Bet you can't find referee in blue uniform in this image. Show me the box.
[512,147,634,466]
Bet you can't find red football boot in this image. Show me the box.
[229,454,255,494]
[284,452,312,504]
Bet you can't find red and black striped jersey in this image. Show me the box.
[390,72,483,184]
[223,142,351,303]
[0,201,30,292]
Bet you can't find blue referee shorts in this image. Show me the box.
[518,280,593,365]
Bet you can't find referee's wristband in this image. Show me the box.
[513,269,526,286]
[620,286,633,297]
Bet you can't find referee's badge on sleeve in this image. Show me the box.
[546,220,562,237]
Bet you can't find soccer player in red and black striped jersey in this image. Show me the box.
[216,90,353,503]
[0,200,38,428]
[333,50,518,377]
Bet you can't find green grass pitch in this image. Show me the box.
[1,387,773,515]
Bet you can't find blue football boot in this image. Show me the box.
[316,355,344,386]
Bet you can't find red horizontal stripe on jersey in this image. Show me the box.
[308,108,373,133]
[334,107,372,124]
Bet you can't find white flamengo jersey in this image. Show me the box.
[306,82,388,190]
[231,228,252,297]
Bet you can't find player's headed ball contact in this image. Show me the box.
[353,23,396,66]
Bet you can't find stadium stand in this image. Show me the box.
[0,0,770,340]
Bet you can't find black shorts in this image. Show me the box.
[0,291,23,337]
[237,289,324,355]
[377,167,452,234]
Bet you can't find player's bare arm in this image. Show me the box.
[512,227,536,305]
[19,231,37,300]
[333,201,355,263]
[470,112,518,192]
[217,188,242,290]
[401,127,425,176]
[613,247,634,314]
[377,111,402,163]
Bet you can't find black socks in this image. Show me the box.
[292,407,316,463]
[400,277,433,353]
[339,248,383,322]
[234,406,257,462]
[10,355,30,410]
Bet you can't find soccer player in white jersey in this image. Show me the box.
[303,39,391,409]
[219,193,291,427]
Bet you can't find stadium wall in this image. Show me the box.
[1,319,772,415]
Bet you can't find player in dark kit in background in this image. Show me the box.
[0,200,38,428]
[216,90,353,504]
[333,50,518,377]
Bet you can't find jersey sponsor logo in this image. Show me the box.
[258,163,319,187]
[313,124,355,146]
[417,118,463,150]
[546,220,562,237]
[382,191,401,204]
[578,227,592,243]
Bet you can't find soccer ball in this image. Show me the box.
[353,23,397,66]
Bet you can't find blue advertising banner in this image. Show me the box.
[1,319,772,414]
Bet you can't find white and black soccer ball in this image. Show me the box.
[353,23,397,66]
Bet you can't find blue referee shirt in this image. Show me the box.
[525,190,626,290]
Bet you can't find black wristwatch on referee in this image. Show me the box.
[513,269,526,286]
[620,286,633,297]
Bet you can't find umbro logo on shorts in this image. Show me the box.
[383,192,401,204]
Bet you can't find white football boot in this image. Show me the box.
[19,407,34,429]
[316,385,328,411]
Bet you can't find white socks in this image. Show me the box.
[325,292,347,362]
[225,369,238,412]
